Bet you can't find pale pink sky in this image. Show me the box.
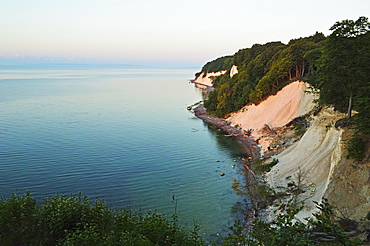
[1,0,369,67]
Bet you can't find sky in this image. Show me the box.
[0,0,369,68]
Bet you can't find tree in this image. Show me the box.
[0,192,205,245]
[330,16,370,38]
[202,33,326,117]
[315,16,370,118]
[352,31,370,134]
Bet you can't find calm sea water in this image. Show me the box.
[0,66,248,239]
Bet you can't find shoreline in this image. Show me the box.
[191,103,263,231]
[189,80,215,92]
[192,104,260,158]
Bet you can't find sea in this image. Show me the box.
[0,65,249,240]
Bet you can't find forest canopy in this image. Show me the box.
[195,55,233,78]
[309,16,370,161]
[202,32,326,117]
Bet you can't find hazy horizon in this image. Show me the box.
[1,0,369,68]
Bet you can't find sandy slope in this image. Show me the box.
[227,81,316,134]
[267,108,346,220]
[226,81,349,219]
[227,81,317,153]
[193,74,369,221]
[194,69,370,222]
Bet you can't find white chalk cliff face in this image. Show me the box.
[230,65,238,78]
[198,72,369,220]
[225,81,369,220]
[193,71,227,87]
[227,81,316,136]
[267,107,346,220]
[194,66,239,87]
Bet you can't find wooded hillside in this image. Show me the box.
[202,32,325,117]
[199,16,370,160]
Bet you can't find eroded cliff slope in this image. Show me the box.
[267,107,346,220]
[227,81,317,154]
[204,75,370,221]
[234,83,369,221]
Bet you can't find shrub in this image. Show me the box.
[213,199,362,245]
[0,191,40,245]
[253,158,279,173]
[0,192,205,246]
[346,133,367,162]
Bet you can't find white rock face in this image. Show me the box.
[193,70,227,87]
[193,66,239,87]
[226,81,353,220]
[267,107,346,220]
[227,81,316,134]
[230,65,238,78]
[194,74,368,221]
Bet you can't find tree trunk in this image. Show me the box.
[296,65,299,78]
[301,61,305,77]
[347,91,353,118]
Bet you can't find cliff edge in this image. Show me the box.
[227,81,317,154]
[197,72,370,222]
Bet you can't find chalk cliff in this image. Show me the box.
[198,71,370,222]
[230,65,238,78]
[193,70,227,87]
[227,81,315,133]
[227,81,317,153]
[267,107,346,220]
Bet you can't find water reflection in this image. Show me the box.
[0,67,251,242]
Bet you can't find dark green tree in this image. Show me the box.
[313,16,370,118]
[195,56,233,78]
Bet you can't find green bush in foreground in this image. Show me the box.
[0,192,365,245]
[0,192,204,246]
[213,199,362,246]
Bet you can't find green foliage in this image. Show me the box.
[353,74,370,136]
[0,191,40,245]
[221,164,361,245]
[204,33,325,117]
[345,132,367,162]
[309,16,370,120]
[330,16,370,38]
[253,158,279,173]
[247,184,277,210]
[213,199,362,246]
[40,193,112,244]
[307,16,370,160]
[231,179,248,196]
[286,115,311,137]
[0,192,205,246]
[195,56,233,77]
[308,199,361,245]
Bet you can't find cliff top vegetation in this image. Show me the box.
[200,16,370,161]
[203,32,325,117]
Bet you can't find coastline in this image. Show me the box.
[189,80,214,92]
[192,104,260,158]
[191,103,263,230]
